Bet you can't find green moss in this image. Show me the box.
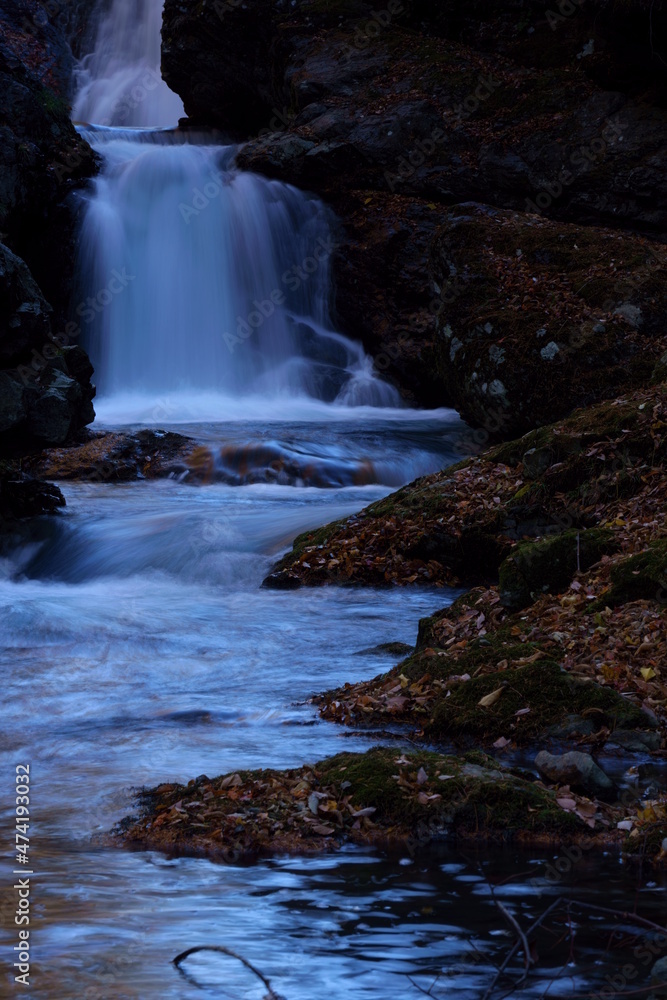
[317,747,580,837]
[605,540,667,606]
[499,528,619,609]
[38,87,70,122]
[318,747,459,824]
[429,660,649,741]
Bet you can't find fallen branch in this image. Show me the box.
[173,945,285,998]
[483,896,666,1000]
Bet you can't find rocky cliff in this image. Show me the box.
[0,0,98,526]
[163,0,667,430]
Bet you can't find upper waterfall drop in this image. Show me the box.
[71,0,401,416]
[73,0,184,127]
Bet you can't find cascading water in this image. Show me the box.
[72,1,399,416]
[73,0,185,127]
[76,130,399,411]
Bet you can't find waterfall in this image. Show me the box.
[73,0,184,127]
[72,2,400,416]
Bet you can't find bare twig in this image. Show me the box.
[173,946,284,998]
[407,973,441,997]
[559,900,667,937]
[496,901,533,972]
[483,894,667,1000]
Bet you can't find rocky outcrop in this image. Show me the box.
[429,205,667,436]
[0,0,96,242]
[0,244,95,452]
[163,0,667,426]
[0,2,97,456]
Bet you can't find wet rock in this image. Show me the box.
[25,369,82,444]
[605,730,662,753]
[651,957,667,998]
[0,477,65,522]
[547,715,597,739]
[25,430,197,482]
[535,750,615,799]
[355,642,414,658]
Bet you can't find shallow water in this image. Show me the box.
[2,419,666,999]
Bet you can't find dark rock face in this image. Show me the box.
[428,205,667,436]
[0,3,98,456]
[0,245,52,368]
[0,0,96,241]
[0,286,96,448]
[163,0,667,430]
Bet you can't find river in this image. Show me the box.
[1,0,665,996]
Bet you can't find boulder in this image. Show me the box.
[535,750,615,799]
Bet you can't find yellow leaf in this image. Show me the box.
[478,687,503,708]
[640,667,656,680]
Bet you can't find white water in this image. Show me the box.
[76,130,399,410]
[73,0,184,126]
[1,4,663,999]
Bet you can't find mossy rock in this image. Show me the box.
[329,747,583,839]
[605,540,667,606]
[118,746,593,859]
[428,661,651,742]
[499,528,619,609]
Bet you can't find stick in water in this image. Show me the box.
[173,945,285,998]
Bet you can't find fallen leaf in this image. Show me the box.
[478,687,504,708]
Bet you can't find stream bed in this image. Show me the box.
[2,417,666,998]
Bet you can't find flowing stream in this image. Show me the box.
[1,2,665,997]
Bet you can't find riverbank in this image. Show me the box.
[116,376,667,864]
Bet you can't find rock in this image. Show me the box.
[429,206,667,437]
[535,750,615,799]
[0,372,27,433]
[547,715,597,739]
[0,1,97,317]
[163,0,667,421]
[605,730,662,753]
[355,642,414,658]
[0,477,65,522]
[606,540,667,606]
[25,369,82,444]
[651,957,667,998]
[0,239,96,452]
[498,528,619,610]
[24,430,197,482]
[0,244,52,366]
